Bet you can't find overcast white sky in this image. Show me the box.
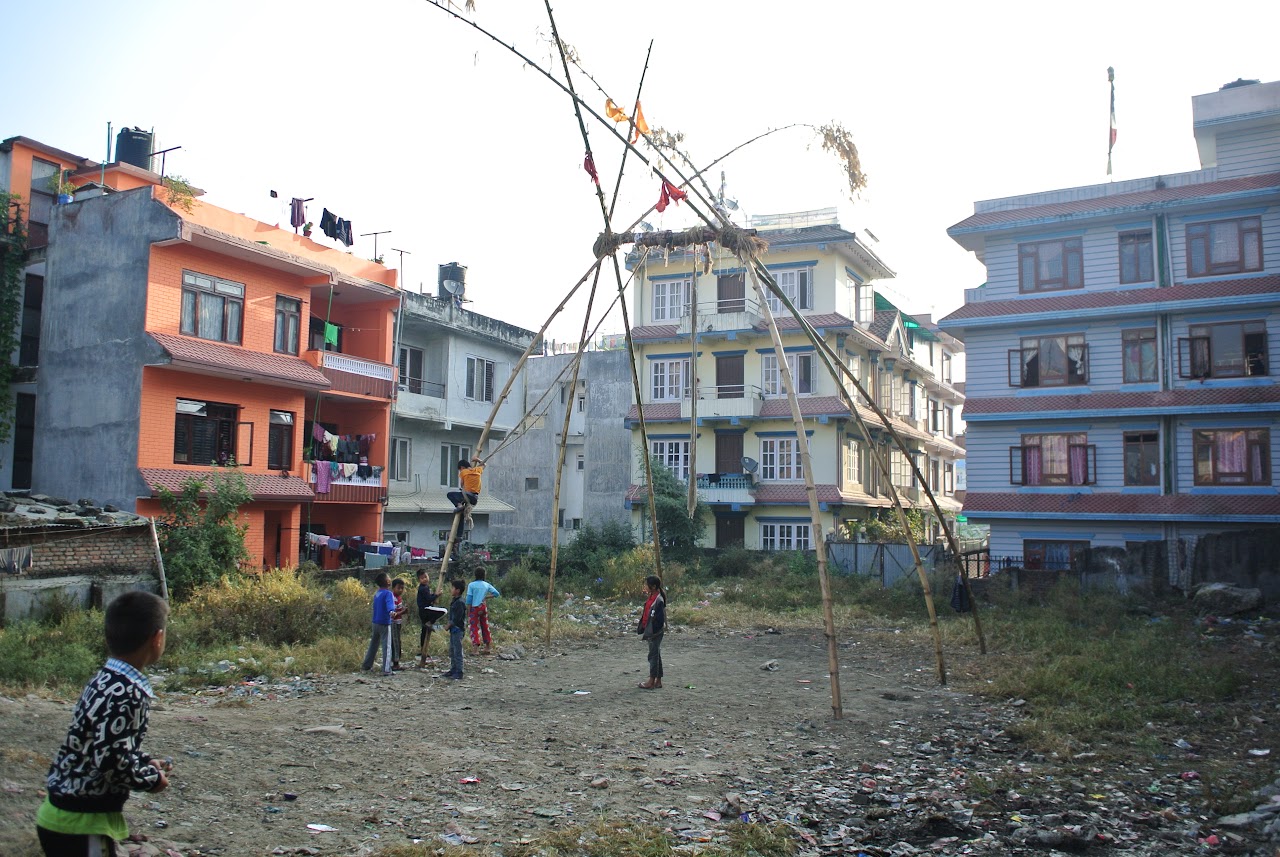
[8,0,1280,360]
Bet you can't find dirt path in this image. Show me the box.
[2,619,1275,856]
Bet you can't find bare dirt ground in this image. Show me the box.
[1,617,1277,856]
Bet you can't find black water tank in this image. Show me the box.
[116,127,154,171]
[438,262,467,299]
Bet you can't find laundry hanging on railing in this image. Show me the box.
[311,433,378,464]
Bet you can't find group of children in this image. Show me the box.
[361,567,501,680]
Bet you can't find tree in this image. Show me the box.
[154,466,252,599]
[640,456,707,560]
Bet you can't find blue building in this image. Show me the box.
[940,79,1280,581]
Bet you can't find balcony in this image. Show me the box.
[681,385,764,421]
[307,461,386,503]
[676,298,766,337]
[308,351,396,399]
[695,472,755,505]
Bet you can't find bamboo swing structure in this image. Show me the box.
[422,0,984,713]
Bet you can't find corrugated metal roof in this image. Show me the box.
[384,494,515,514]
[949,172,1280,233]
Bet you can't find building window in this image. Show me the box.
[27,158,58,247]
[651,358,690,401]
[525,477,539,490]
[576,454,585,471]
[651,439,690,480]
[842,438,861,486]
[943,462,955,495]
[399,346,425,394]
[1123,431,1160,486]
[1119,231,1154,284]
[1010,334,1087,387]
[11,393,35,490]
[267,411,294,470]
[1019,238,1083,293]
[274,296,301,354]
[765,268,813,314]
[652,278,691,322]
[941,352,953,384]
[1194,428,1270,485]
[19,274,43,367]
[929,399,943,433]
[854,282,874,325]
[465,356,495,402]
[944,405,955,438]
[440,443,472,487]
[1179,321,1268,379]
[877,371,893,413]
[390,437,411,481]
[761,522,811,551]
[577,394,586,412]
[761,437,803,481]
[761,352,814,397]
[1023,540,1089,570]
[1011,433,1095,486]
[930,457,941,492]
[174,399,240,466]
[1122,329,1158,382]
[1186,216,1262,278]
[180,271,244,344]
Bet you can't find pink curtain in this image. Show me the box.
[1217,432,1246,476]
[1024,446,1042,485]
[1250,444,1265,483]
[1069,445,1088,485]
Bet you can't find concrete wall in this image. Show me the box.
[35,189,179,508]
[487,350,634,545]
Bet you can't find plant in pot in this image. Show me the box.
[48,172,77,204]
[303,221,313,238]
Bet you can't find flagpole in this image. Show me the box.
[1107,66,1117,178]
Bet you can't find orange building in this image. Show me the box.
[8,134,400,569]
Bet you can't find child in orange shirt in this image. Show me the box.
[447,458,485,525]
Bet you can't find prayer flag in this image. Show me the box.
[1107,67,1117,176]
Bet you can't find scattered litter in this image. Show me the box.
[459,777,481,784]
[761,660,779,671]
[499,783,526,791]
[572,690,591,696]
[301,724,346,735]
[796,679,811,684]
[306,823,338,832]
[1248,748,1270,757]
[532,807,563,817]
[1174,738,1194,750]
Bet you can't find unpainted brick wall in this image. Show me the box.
[7,525,161,579]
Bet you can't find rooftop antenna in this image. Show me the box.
[390,247,411,288]
[716,170,739,217]
[362,230,392,261]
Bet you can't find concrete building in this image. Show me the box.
[5,132,402,569]
[384,270,535,552]
[625,209,965,549]
[485,349,634,545]
[939,79,1280,576]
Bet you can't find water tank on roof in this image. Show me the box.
[438,263,467,300]
[116,127,154,171]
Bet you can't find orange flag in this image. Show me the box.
[631,102,650,143]
[605,98,651,143]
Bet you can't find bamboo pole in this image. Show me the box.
[747,269,843,718]
[545,270,602,648]
[686,273,699,517]
[436,508,465,596]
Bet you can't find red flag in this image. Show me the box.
[655,179,687,213]
[583,151,599,186]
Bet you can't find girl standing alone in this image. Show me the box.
[637,575,666,689]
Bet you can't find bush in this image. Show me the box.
[155,466,252,599]
[0,612,104,689]
[500,557,547,600]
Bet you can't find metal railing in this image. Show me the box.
[695,473,752,490]
[323,352,395,381]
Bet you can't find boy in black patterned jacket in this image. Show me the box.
[36,590,172,856]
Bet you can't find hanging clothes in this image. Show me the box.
[315,460,332,494]
[320,208,339,239]
[290,198,306,229]
[655,178,687,213]
[0,545,33,574]
[583,151,599,186]
[338,219,354,247]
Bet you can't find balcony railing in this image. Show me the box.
[314,352,396,399]
[307,461,386,503]
[676,298,766,336]
[681,384,763,420]
[398,377,446,398]
[696,473,752,490]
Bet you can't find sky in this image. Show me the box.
[6,0,1280,361]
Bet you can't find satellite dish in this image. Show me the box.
[740,457,759,474]
[443,280,463,295]
[639,221,656,233]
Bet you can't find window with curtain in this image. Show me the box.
[1018,238,1083,293]
[766,268,813,313]
[274,296,301,354]
[1122,328,1158,382]
[1010,334,1087,387]
[1186,216,1262,277]
[761,437,803,480]
[651,439,690,480]
[181,271,244,344]
[1194,428,1270,485]
[1180,321,1268,379]
[1123,431,1160,485]
[652,278,691,321]
[1013,433,1093,485]
[650,358,690,401]
[1119,230,1154,284]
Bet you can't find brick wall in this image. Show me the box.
[6,524,160,579]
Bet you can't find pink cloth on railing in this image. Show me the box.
[315,460,331,494]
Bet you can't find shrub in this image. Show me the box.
[0,612,103,689]
[500,557,547,600]
[154,466,252,599]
